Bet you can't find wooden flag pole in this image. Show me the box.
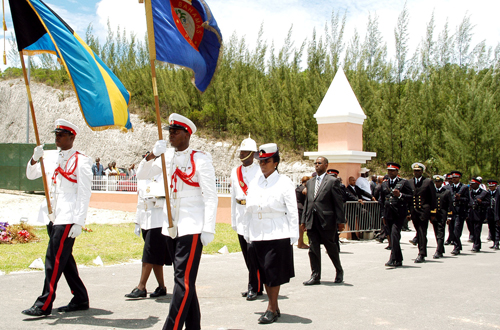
[149,59,175,233]
[142,0,174,234]
[19,51,54,219]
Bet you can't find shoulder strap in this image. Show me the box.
[236,165,248,195]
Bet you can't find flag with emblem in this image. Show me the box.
[8,0,132,131]
[144,0,222,92]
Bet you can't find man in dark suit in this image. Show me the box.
[408,163,436,263]
[468,177,489,252]
[301,157,345,285]
[450,171,470,255]
[430,175,454,258]
[346,176,376,202]
[486,180,499,250]
[378,163,413,267]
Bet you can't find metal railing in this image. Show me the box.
[342,201,382,233]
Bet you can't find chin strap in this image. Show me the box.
[240,151,253,162]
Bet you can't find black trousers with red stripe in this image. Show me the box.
[34,223,88,313]
[163,234,203,330]
[238,234,263,293]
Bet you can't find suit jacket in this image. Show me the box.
[431,187,454,221]
[468,187,489,222]
[450,183,470,218]
[408,176,437,222]
[346,185,373,200]
[301,174,345,230]
[378,177,413,221]
[486,188,498,221]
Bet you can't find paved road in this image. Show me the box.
[4,228,500,330]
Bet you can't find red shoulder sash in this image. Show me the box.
[170,150,200,194]
[52,151,79,184]
[236,165,248,195]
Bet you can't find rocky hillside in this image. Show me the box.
[0,79,313,178]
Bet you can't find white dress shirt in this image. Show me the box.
[243,170,299,242]
[26,148,92,226]
[230,162,261,235]
[137,147,218,238]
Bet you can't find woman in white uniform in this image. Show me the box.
[243,143,299,324]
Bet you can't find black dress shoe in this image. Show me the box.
[246,290,259,301]
[377,237,384,243]
[433,252,443,259]
[22,305,50,317]
[451,249,460,255]
[494,245,500,250]
[385,260,395,267]
[393,261,403,267]
[385,245,392,250]
[444,241,451,245]
[150,286,167,298]
[414,255,425,263]
[409,239,417,246]
[57,302,89,313]
[471,248,479,252]
[334,271,344,283]
[258,310,278,324]
[125,287,147,298]
[303,277,321,285]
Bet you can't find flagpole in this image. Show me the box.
[19,51,54,219]
[142,0,174,234]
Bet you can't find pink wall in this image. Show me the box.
[318,122,363,151]
[328,163,362,183]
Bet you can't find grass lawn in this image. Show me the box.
[0,223,242,274]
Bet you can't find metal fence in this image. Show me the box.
[342,201,382,233]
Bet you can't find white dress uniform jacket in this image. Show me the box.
[243,171,299,242]
[230,162,261,235]
[26,149,92,226]
[137,148,218,238]
[135,175,166,230]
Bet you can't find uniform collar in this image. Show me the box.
[259,170,279,186]
[175,147,192,156]
[59,148,75,158]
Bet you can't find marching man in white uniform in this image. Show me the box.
[22,119,92,317]
[137,113,217,330]
[230,137,263,300]
[125,151,173,299]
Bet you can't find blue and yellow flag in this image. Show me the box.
[145,0,222,93]
[8,0,132,131]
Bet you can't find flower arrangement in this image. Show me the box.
[0,222,39,244]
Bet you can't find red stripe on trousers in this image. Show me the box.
[173,234,199,330]
[257,270,261,292]
[42,224,72,311]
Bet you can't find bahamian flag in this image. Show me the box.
[8,0,132,131]
[145,0,222,92]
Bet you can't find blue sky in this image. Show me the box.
[2,0,499,71]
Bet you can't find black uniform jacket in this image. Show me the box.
[431,186,454,221]
[301,174,345,230]
[486,188,498,221]
[450,183,470,218]
[408,176,437,222]
[378,177,413,221]
[467,187,489,222]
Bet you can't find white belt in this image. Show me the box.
[171,190,202,199]
[252,212,286,220]
[55,187,78,194]
[137,197,164,210]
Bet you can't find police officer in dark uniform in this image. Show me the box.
[468,177,489,252]
[379,163,412,267]
[450,171,470,255]
[443,173,455,245]
[408,163,436,263]
[486,180,500,249]
[430,175,454,258]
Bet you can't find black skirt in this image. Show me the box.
[141,228,172,266]
[253,238,295,287]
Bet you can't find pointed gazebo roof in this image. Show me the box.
[314,67,366,125]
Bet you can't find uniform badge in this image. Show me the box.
[146,186,151,193]
[259,151,263,157]
[172,0,204,50]
[239,181,245,188]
